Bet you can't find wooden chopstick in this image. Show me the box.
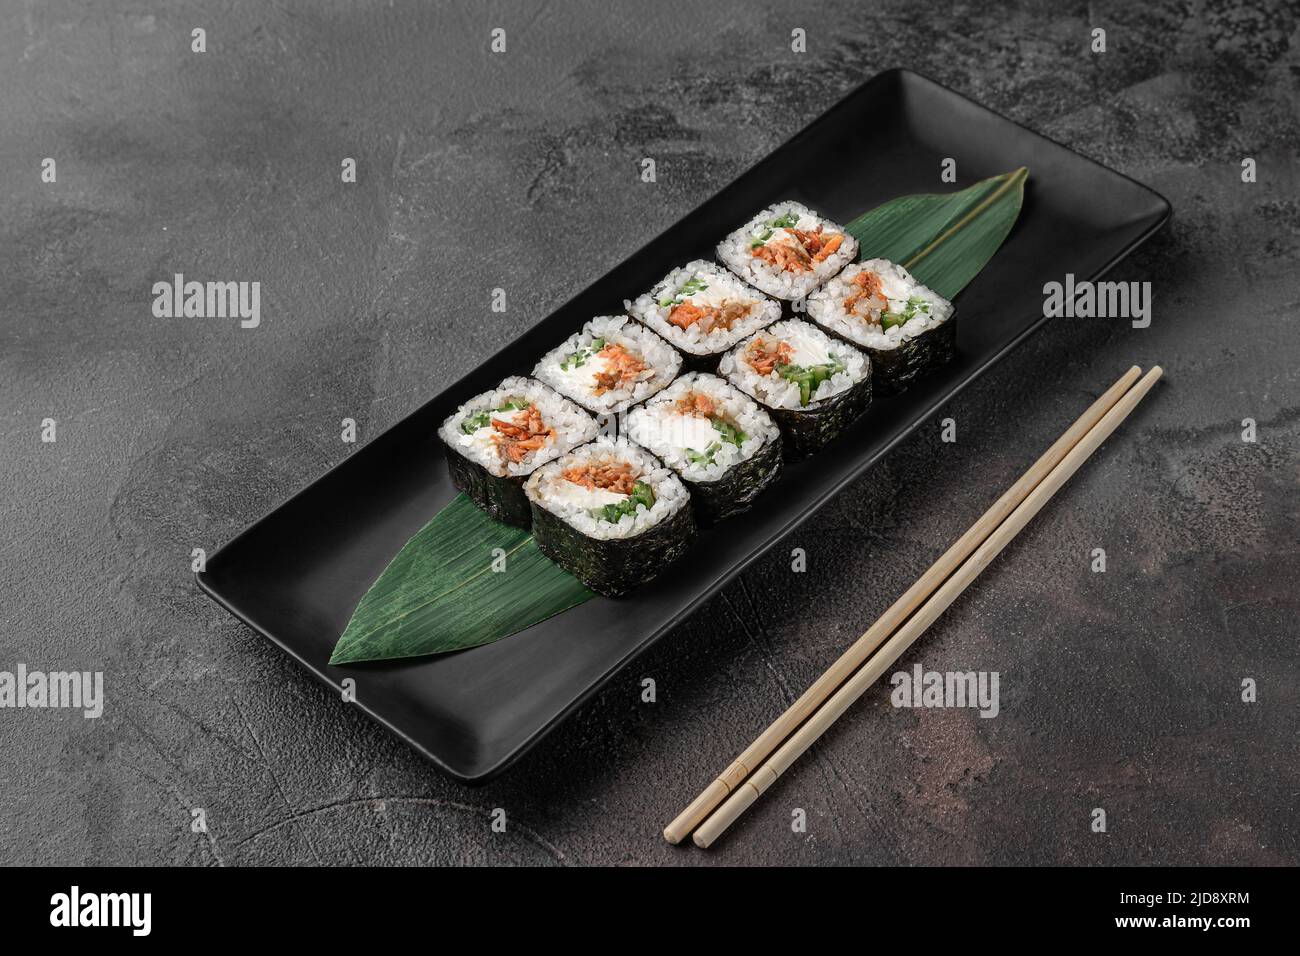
[691,365,1164,847]
[663,365,1146,845]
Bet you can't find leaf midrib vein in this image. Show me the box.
[903,166,1027,271]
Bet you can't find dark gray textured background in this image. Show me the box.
[2,0,1297,866]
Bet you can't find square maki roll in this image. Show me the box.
[807,259,956,394]
[716,200,858,301]
[719,319,871,457]
[628,260,780,369]
[626,373,782,525]
[438,376,598,528]
[525,436,695,597]
[533,315,681,416]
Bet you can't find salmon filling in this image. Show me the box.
[667,299,752,333]
[843,270,887,322]
[491,405,555,464]
[745,338,794,377]
[591,343,648,395]
[561,461,638,496]
[752,226,844,273]
[674,391,717,418]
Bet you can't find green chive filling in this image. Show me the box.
[750,211,800,248]
[776,357,845,406]
[596,480,655,522]
[880,295,932,331]
[560,337,606,370]
[711,417,747,448]
[685,416,746,467]
[686,442,721,465]
[460,400,529,434]
[659,276,709,308]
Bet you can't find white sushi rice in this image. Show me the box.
[807,258,954,351]
[718,319,869,410]
[716,200,858,301]
[525,436,689,541]
[625,373,778,483]
[533,315,681,415]
[437,376,597,478]
[627,260,781,356]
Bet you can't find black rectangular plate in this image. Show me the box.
[198,69,1170,783]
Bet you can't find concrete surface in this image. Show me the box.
[1,0,1297,866]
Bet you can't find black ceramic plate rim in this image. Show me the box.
[197,68,1171,783]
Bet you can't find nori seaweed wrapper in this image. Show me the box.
[767,368,873,458]
[673,348,724,374]
[685,434,783,525]
[623,322,717,374]
[445,445,532,528]
[530,499,697,598]
[859,311,957,395]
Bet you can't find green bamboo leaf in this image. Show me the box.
[845,167,1028,299]
[329,494,593,664]
[332,171,1028,665]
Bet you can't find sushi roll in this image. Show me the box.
[533,315,681,416]
[716,200,858,301]
[525,436,695,597]
[628,260,780,368]
[626,373,782,525]
[719,319,871,457]
[807,259,955,394]
[438,377,598,528]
